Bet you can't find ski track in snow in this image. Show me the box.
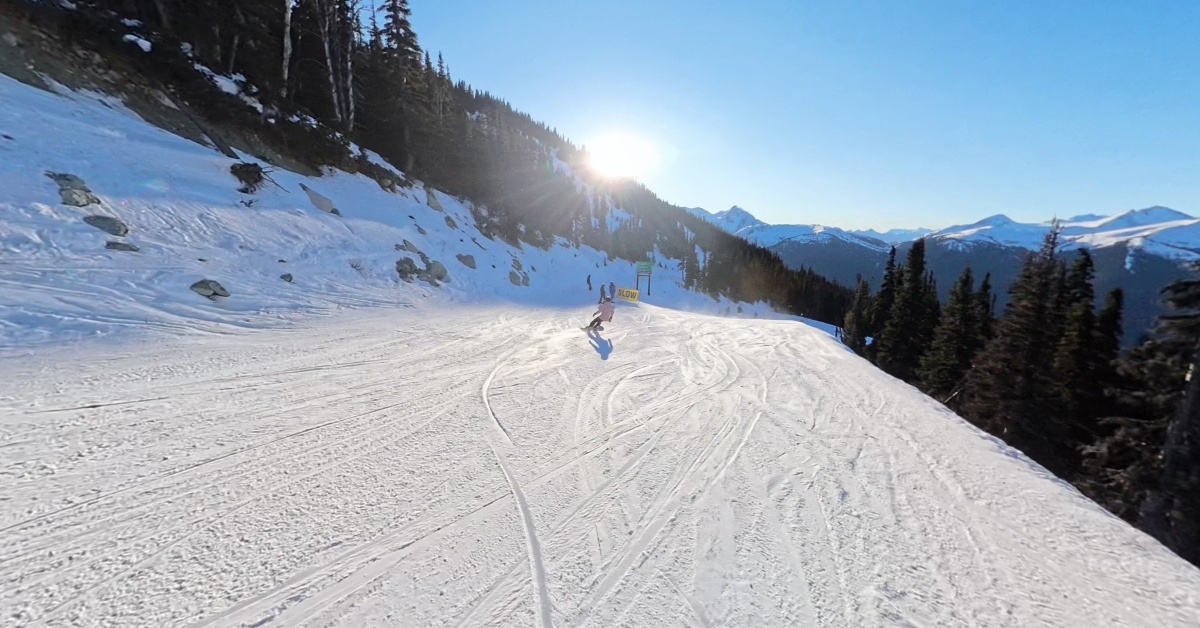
[3,305,1200,628]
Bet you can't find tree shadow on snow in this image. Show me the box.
[587,329,613,360]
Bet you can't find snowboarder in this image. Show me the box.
[587,274,592,291]
[585,297,615,331]
[598,284,606,303]
[609,281,616,300]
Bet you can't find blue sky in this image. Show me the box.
[411,1,1199,230]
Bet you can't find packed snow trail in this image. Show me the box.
[2,306,1199,627]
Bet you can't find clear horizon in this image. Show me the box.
[412,1,1199,231]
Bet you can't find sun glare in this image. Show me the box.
[587,132,659,180]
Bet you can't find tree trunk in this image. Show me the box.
[342,14,355,132]
[281,0,294,100]
[311,0,342,125]
[227,34,240,76]
[151,0,171,30]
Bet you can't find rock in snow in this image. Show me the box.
[46,171,101,207]
[189,278,229,298]
[83,215,129,236]
[424,260,449,283]
[395,257,420,283]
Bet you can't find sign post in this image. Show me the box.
[635,261,653,295]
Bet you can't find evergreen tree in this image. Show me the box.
[1095,289,1125,380]
[866,247,899,360]
[842,277,872,355]
[1052,250,1098,434]
[876,239,932,381]
[975,272,996,342]
[960,226,1078,476]
[1140,272,1200,563]
[918,267,979,400]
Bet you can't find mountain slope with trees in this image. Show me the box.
[7,0,851,323]
[844,228,1200,566]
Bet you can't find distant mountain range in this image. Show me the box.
[688,205,1200,345]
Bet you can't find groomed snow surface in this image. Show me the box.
[4,306,1200,627]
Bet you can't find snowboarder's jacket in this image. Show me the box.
[594,301,615,322]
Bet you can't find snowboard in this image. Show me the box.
[581,326,604,332]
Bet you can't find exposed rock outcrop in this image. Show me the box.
[190,279,230,299]
[47,172,100,207]
[84,215,129,236]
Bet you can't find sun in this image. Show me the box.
[587,132,659,180]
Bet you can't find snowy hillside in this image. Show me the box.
[0,73,775,352]
[5,306,1200,627]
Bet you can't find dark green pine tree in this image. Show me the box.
[917,267,979,400]
[866,247,899,361]
[1052,250,1098,435]
[1095,288,1125,379]
[1078,337,1173,523]
[876,239,931,381]
[923,272,942,346]
[370,0,425,171]
[975,272,996,343]
[960,226,1077,476]
[381,0,421,64]
[842,277,872,355]
[1075,287,1136,518]
[1047,258,1071,343]
[1140,272,1200,564]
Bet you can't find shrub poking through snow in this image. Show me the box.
[231,162,265,194]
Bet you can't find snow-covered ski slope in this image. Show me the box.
[3,305,1199,627]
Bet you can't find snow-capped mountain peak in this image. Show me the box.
[1085,206,1194,230]
[850,227,934,244]
[692,202,1200,264]
[701,205,765,233]
[921,206,1200,260]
